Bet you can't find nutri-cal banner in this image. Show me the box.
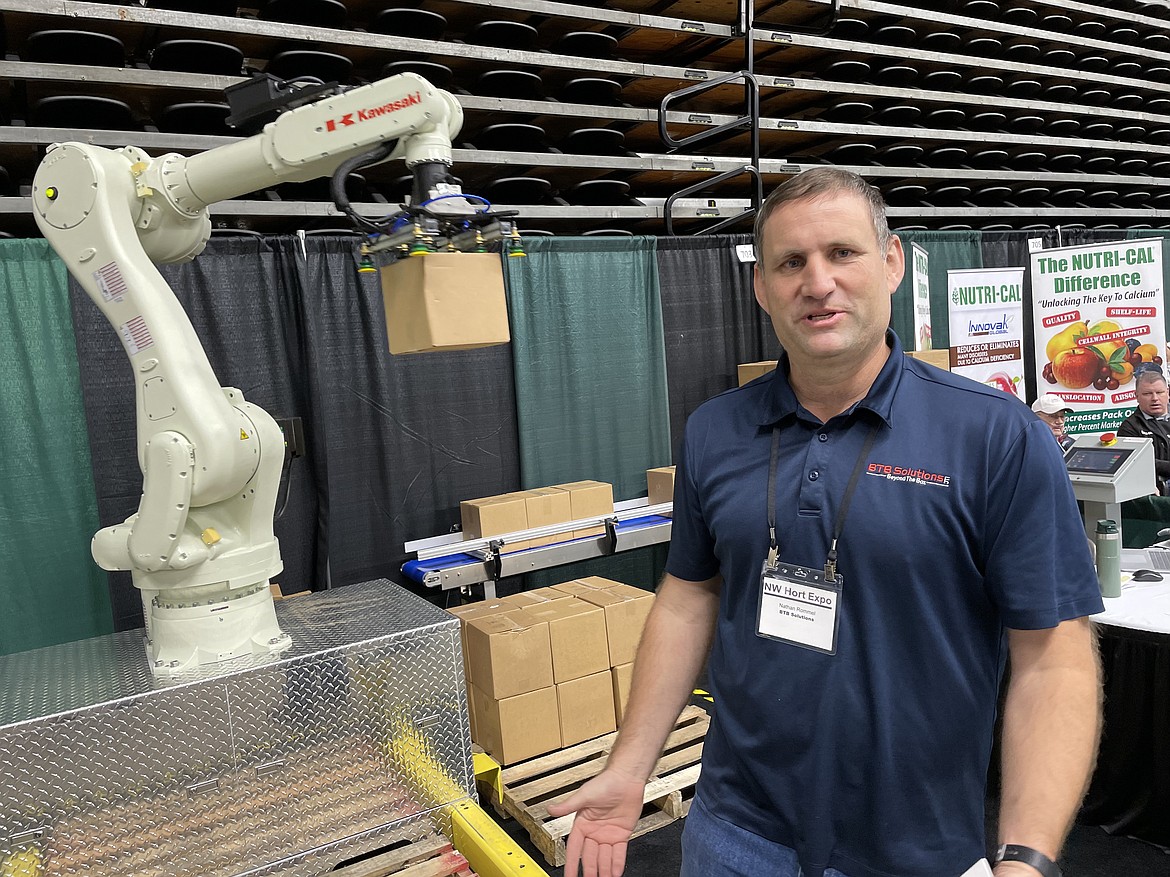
[947,267,1025,397]
[1031,239,1165,434]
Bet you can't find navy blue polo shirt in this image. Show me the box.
[667,332,1102,877]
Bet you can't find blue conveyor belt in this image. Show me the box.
[400,514,670,584]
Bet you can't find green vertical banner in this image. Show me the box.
[504,236,672,590]
[503,236,672,499]
[891,231,984,349]
[0,239,112,654]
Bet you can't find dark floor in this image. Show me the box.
[493,795,1170,876]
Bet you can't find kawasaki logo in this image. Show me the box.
[325,93,422,132]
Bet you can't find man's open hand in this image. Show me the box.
[545,767,647,877]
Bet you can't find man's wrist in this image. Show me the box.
[994,863,1044,876]
[993,844,1062,877]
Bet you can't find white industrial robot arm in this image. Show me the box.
[31,74,463,674]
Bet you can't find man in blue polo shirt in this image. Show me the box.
[548,168,1103,877]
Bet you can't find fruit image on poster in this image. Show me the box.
[948,267,1025,396]
[1031,239,1165,433]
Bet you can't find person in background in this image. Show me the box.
[1031,394,1076,450]
[548,167,1102,877]
[1118,368,1170,495]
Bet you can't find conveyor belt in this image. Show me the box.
[402,513,672,597]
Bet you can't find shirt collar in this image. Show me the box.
[755,329,903,428]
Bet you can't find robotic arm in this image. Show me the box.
[32,74,466,674]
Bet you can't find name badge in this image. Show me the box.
[757,562,842,654]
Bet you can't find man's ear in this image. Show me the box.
[753,264,770,314]
[886,234,906,294]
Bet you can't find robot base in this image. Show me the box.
[144,585,292,676]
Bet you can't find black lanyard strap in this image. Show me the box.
[766,421,881,580]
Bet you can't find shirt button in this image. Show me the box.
[818,433,829,442]
[809,470,820,481]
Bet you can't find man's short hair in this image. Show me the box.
[1135,368,1168,390]
[753,167,892,257]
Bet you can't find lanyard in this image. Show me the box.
[766,420,881,579]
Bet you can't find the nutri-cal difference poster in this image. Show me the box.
[1031,239,1165,433]
[947,267,1025,397]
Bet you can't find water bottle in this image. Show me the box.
[1095,519,1121,599]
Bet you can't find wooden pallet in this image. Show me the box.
[489,705,709,867]
[332,832,478,877]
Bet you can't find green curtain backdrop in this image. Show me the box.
[0,239,111,654]
[504,236,672,591]
[504,236,672,501]
[891,231,984,349]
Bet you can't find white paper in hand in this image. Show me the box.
[959,859,995,877]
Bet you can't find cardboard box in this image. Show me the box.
[518,488,573,548]
[446,601,511,698]
[380,253,510,354]
[465,609,553,698]
[575,576,623,590]
[612,662,633,725]
[738,361,778,386]
[575,585,654,666]
[557,671,617,746]
[472,684,561,765]
[907,348,951,371]
[524,600,610,683]
[552,480,614,538]
[528,585,575,601]
[549,580,607,598]
[460,494,531,552]
[646,466,676,507]
[498,592,569,609]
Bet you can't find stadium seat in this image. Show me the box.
[483,176,561,205]
[463,21,539,51]
[552,31,618,59]
[380,61,455,90]
[823,101,874,124]
[471,123,555,153]
[157,102,234,136]
[265,49,353,83]
[149,39,244,76]
[369,8,447,41]
[25,30,124,67]
[475,69,545,101]
[30,95,138,130]
[561,128,631,156]
[565,179,639,206]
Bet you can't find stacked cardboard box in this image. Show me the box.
[737,361,778,386]
[907,348,951,371]
[646,466,675,508]
[560,577,654,725]
[459,481,614,553]
[447,577,654,764]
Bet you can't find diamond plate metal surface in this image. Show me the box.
[0,580,474,876]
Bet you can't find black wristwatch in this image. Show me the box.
[994,844,1062,877]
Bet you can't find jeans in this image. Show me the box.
[680,792,850,877]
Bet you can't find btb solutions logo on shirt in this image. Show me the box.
[865,461,952,488]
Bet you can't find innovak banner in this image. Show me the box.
[1031,239,1165,434]
[947,267,1025,397]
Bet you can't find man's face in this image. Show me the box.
[1037,410,1066,439]
[1137,379,1169,417]
[753,192,905,370]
